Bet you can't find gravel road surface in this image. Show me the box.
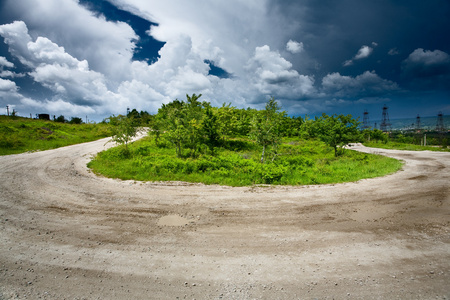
[0,139,449,299]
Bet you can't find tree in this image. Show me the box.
[111,115,138,152]
[201,105,221,155]
[249,97,285,163]
[157,99,186,157]
[55,115,67,123]
[69,117,83,124]
[314,114,360,157]
[367,128,388,143]
[184,94,204,156]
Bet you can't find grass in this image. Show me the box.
[0,116,112,155]
[364,141,450,152]
[88,135,403,186]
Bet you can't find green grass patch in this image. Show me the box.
[88,136,403,186]
[0,116,112,155]
[364,141,450,152]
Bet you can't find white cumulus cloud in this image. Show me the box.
[246,45,315,99]
[354,45,373,60]
[401,48,450,89]
[286,40,304,54]
[343,44,376,66]
[0,56,14,68]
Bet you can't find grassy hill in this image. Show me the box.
[0,115,112,155]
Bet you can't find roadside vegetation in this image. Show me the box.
[88,94,403,186]
[364,141,450,152]
[0,115,112,155]
[362,128,450,152]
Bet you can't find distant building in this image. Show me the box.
[38,114,50,120]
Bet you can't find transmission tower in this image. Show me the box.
[380,105,391,132]
[415,114,421,131]
[436,112,445,132]
[363,110,370,129]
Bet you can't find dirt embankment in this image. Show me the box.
[0,140,449,299]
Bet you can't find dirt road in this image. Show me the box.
[0,139,449,299]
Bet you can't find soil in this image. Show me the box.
[0,138,449,299]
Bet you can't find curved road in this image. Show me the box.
[0,139,449,299]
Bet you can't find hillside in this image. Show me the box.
[0,116,112,155]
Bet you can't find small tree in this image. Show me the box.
[314,114,360,157]
[202,105,221,155]
[55,115,67,123]
[111,115,138,151]
[69,117,83,124]
[159,99,187,157]
[249,97,285,163]
[369,128,389,144]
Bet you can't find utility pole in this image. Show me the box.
[6,105,9,116]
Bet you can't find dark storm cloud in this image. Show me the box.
[322,71,399,98]
[269,0,450,80]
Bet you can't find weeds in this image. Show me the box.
[88,136,402,186]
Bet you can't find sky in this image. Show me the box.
[0,0,449,122]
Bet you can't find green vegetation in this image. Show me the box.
[88,95,402,186]
[109,115,139,153]
[249,97,285,163]
[2,96,410,186]
[0,115,112,155]
[306,113,360,157]
[362,128,450,152]
[88,136,402,186]
[364,141,450,152]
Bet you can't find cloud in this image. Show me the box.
[0,78,18,93]
[28,37,86,68]
[402,48,450,77]
[401,48,450,89]
[0,20,128,115]
[388,48,399,55]
[246,45,315,100]
[0,22,113,107]
[343,44,376,66]
[354,45,373,60]
[0,21,34,67]
[130,34,213,100]
[322,71,399,98]
[2,0,138,85]
[21,97,96,115]
[0,78,25,111]
[286,40,304,54]
[0,56,20,78]
[1,0,448,120]
[0,56,14,68]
